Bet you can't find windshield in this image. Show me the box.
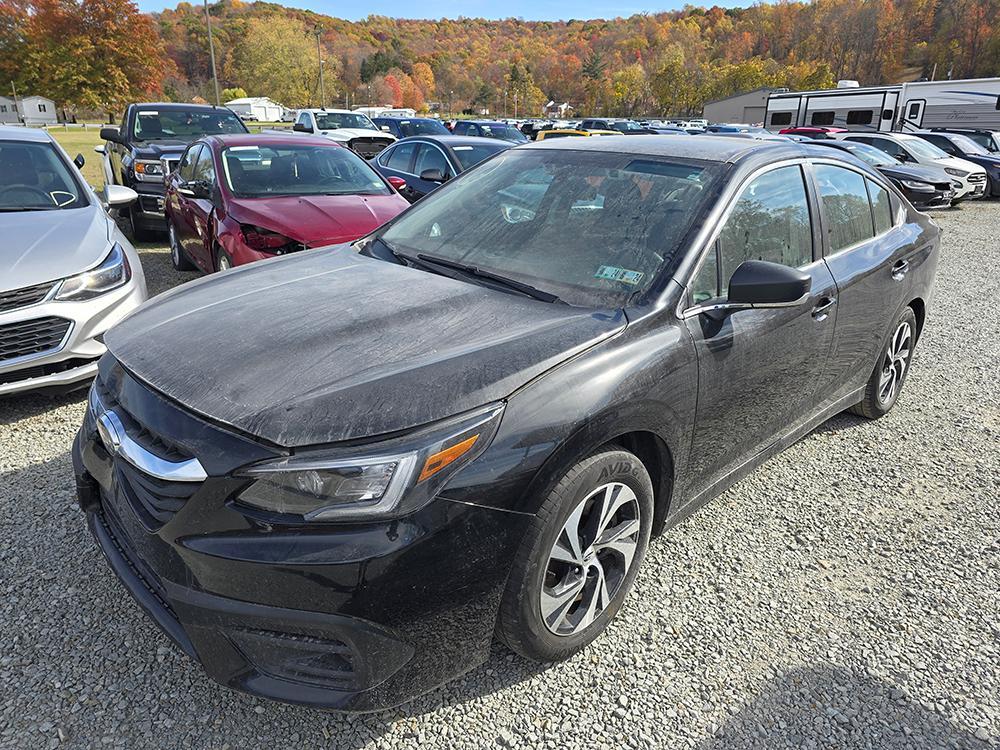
[133,108,246,140]
[392,119,450,137]
[948,133,989,155]
[965,132,999,153]
[611,121,644,132]
[0,140,87,211]
[378,149,720,307]
[315,112,378,131]
[480,124,528,142]
[836,141,898,167]
[222,144,390,197]
[451,143,509,170]
[903,137,950,160]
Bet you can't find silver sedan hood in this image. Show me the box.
[0,203,110,291]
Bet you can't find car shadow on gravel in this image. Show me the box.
[810,411,868,436]
[695,665,992,749]
[0,389,87,425]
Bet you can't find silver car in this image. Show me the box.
[0,125,147,396]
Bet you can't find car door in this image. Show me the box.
[410,142,454,199]
[681,163,839,497]
[376,141,419,199]
[185,145,219,271]
[814,162,920,400]
[171,144,202,258]
[109,110,129,185]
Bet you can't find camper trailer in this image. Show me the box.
[765,78,1000,133]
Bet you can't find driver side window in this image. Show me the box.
[192,146,215,184]
[691,165,813,302]
[178,145,200,182]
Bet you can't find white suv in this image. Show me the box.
[292,109,396,159]
[838,132,988,202]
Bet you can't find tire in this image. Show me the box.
[850,306,918,419]
[214,245,234,273]
[124,205,156,243]
[496,449,653,662]
[167,220,195,271]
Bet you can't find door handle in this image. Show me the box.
[891,259,909,280]
[811,297,837,320]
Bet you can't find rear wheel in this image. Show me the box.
[168,220,195,271]
[850,306,917,419]
[124,205,157,243]
[496,449,653,662]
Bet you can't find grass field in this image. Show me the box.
[48,127,106,189]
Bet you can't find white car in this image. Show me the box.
[839,132,988,201]
[0,126,147,396]
[291,108,396,159]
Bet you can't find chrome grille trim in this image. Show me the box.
[0,281,56,314]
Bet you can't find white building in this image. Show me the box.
[0,95,58,125]
[225,97,285,122]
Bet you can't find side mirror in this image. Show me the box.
[292,122,313,133]
[100,127,124,144]
[105,184,137,207]
[178,180,211,199]
[420,168,448,183]
[386,176,408,191]
[74,153,85,169]
[93,144,105,155]
[728,260,811,305]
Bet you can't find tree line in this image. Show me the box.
[1,0,998,119]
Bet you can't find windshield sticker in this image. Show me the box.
[595,265,644,285]
[137,111,159,116]
[453,146,474,150]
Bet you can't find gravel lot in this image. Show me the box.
[2,204,999,750]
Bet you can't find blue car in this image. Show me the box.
[372,116,450,139]
[374,135,511,202]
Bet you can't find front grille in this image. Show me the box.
[348,137,392,159]
[138,195,164,215]
[0,356,98,386]
[116,461,199,531]
[0,281,55,313]
[969,173,987,183]
[161,157,180,176]
[0,316,71,363]
[97,506,176,618]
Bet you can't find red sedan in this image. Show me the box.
[164,134,409,272]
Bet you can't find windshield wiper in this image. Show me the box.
[0,206,58,212]
[413,252,562,304]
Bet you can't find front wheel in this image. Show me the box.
[496,449,653,662]
[850,306,917,419]
[168,220,195,271]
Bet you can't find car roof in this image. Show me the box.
[521,133,804,164]
[130,102,233,112]
[203,133,341,148]
[375,115,439,121]
[396,134,509,147]
[0,125,53,142]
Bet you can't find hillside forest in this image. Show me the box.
[1,0,999,119]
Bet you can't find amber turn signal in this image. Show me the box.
[418,434,479,482]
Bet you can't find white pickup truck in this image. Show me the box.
[290,108,396,159]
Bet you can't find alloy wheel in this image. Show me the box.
[878,320,912,405]
[218,254,231,271]
[540,482,641,636]
[169,223,180,265]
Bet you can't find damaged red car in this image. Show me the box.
[164,134,409,272]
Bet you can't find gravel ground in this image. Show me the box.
[2,206,999,750]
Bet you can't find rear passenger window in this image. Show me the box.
[691,165,813,301]
[811,111,835,126]
[814,164,875,252]
[868,179,893,235]
[386,142,416,172]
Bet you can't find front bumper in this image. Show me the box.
[0,280,146,396]
[72,372,529,710]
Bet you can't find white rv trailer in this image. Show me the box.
[764,78,1000,133]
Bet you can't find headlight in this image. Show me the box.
[900,180,934,192]
[944,167,967,177]
[55,244,131,301]
[236,403,505,522]
[133,159,164,177]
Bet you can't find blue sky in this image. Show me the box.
[137,0,756,19]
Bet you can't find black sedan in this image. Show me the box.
[912,130,1000,198]
[811,139,955,208]
[373,135,511,202]
[73,136,939,711]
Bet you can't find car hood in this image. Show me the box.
[104,249,625,447]
[934,156,986,175]
[227,194,408,246]
[0,203,110,291]
[878,163,952,185]
[130,141,190,158]
[319,128,396,142]
[961,153,1000,169]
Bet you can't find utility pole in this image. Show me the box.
[204,0,220,106]
[448,90,453,118]
[315,28,326,108]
